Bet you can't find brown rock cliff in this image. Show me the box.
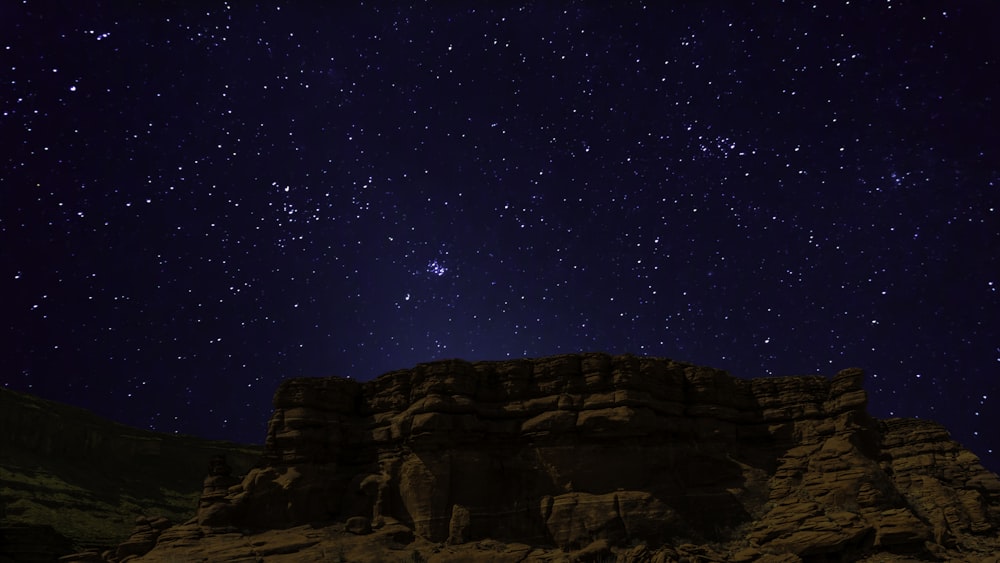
[91,354,1000,562]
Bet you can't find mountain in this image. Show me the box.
[0,386,261,561]
[7,353,1000,562]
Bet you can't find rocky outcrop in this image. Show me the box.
[118,353,1000,562]
[880,419,1000,549]
[0,387,262,556]
[111,516,172,561]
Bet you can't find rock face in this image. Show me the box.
[112,516,172,560]
[54,354,1000,561]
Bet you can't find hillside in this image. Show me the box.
[0,386,261,558]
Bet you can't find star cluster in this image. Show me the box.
[3,2,998,472]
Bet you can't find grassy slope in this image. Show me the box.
[0,387,262,551]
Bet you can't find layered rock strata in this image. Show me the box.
[112,353,1000,561]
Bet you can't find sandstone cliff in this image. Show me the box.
[0,386,261,557]
[56,354,1000,562]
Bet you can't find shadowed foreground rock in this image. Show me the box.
[67,353,1000,562]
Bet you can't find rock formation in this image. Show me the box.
[111,516,172,561]
[23,353,1000,562]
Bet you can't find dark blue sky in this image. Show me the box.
[3,2,998,472]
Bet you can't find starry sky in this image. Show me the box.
[3,2,998,472]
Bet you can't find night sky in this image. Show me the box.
[3,2,998,472]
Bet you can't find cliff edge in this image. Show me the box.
[58,353,1000,562]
